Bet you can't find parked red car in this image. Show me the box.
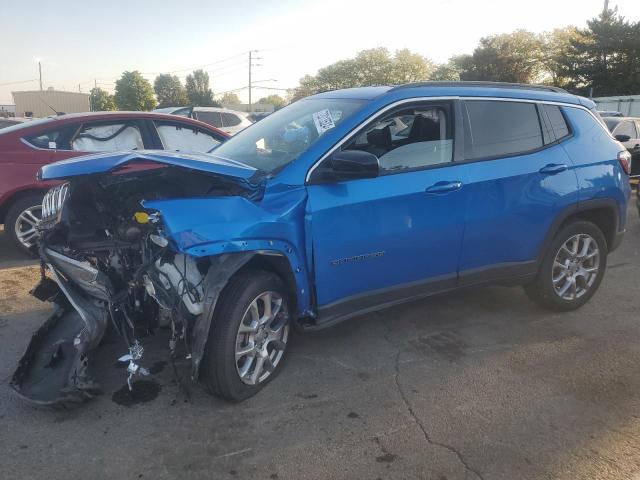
[0,111,228,253]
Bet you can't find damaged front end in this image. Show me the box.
[11,152,265,407]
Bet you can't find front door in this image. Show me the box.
[307,100,468,323]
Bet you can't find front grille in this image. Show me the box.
[41,183,69,222]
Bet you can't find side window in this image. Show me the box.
[71,122,144,152]
[155,122,221,153]
[171,107,192,117]
[615,121,637,138]
[465,100,543,159]
[25,129,63,149]
[195,111,223,128]
[221,112,241,127]
[543,104,570,141]
[343,104,453,173]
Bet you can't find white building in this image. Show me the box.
[12,89,90,118]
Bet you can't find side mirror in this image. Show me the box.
[329,150,379,181]
[615,134,631,142]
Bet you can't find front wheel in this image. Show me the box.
[524,220,607,311]
[202,270,291,402]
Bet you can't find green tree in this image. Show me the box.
[559,9,640,96]
[430,63,461,81]
[220,92,241,106]
[186,69,216,106]
[291,48,434,100]
[257,94,286,109]
[540,27,585,88]
[114,71,157,111]
[455,30,546,83]
[89,87,116,111]
[391,48,435,83]
[154,74,188,108]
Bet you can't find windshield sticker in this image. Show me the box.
[312,109,336,135]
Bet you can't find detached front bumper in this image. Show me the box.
[11,257,110,407]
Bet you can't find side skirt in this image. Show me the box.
[303,261,538,331]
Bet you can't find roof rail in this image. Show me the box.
[389,81,568,94]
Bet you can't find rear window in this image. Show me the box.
[195,111,223,128]
[0,116,57,136]
[25,129,63,149]
[543,104,570,141]
[221,112,241,127]
[465,100,543,160]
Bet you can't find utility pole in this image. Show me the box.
[603,0,609,12]
[38,61,43,91]
[248,50,262,113]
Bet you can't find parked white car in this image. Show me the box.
[154,106,253,136]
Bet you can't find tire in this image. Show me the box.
[524,220,607,311]
[202,270,292,402]
[4,193,45,256]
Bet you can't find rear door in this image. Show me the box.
[457,99,579,285]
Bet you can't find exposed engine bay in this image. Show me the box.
[11,166,256,406]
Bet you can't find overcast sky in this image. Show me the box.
[1,0,639,105]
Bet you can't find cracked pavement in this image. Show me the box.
[1,208,640,480]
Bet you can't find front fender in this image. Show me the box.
[143,187,312,316]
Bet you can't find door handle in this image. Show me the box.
[425,181,464,194]
[539,163,568,175]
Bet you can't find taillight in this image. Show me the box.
[618,150,632,175]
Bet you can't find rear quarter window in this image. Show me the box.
[542,104,570,142]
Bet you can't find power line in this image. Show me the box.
[0,79,38,87]
[141,52,247,75]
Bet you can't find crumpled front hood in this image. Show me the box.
[39,150,257,181]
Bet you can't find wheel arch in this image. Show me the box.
[231,253,300,314]
[0,187,48,224]
[190,249,311,381]
[538,199,620,264]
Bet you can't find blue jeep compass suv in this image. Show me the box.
[13,82,632,405]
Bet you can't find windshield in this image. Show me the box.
[211,98,366,175]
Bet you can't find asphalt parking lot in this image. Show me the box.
[1,209,640,480]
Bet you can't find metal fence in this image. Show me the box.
[593,95,640,117]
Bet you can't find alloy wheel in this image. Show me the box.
[552,233,600,301]
[14,205,42,250]
[235,291,289,385]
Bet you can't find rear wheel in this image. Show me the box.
[5,194,44,255]
[202,270,291,402]
[524,220,607,311]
